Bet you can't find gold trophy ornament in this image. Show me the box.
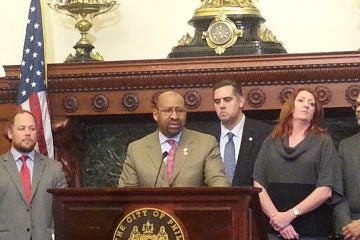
[168,0,286,58]
[48,0,119,63]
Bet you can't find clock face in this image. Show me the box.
[208,22,232,45]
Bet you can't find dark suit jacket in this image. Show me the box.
[118,128,230,187]
[333,132,360,231]
[0,151,67,240]
[211,118,272,186]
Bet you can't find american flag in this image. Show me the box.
[17,0,54,159]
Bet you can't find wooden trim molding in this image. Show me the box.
[1,51,360,186]
[2,51,360,116]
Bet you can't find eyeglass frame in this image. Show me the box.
[156,107,187,115]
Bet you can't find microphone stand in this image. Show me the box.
[154,151,168,187]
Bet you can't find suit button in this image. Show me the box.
[26,228,30,232]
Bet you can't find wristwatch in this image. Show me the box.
[292,208,300,217]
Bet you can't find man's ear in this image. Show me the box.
[152,109,158,122]
[7,128,13,141]
[238,96,245,109]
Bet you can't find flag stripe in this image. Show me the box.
[28,92,48,156]
[40,92,53,155]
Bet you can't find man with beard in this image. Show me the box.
[212,80,272,186]
[334,93,360,240]
[118,91,229,187]
[0,110,67,240]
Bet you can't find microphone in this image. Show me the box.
[154,151,168,187]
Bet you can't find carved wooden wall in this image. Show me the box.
[1,52,360,186]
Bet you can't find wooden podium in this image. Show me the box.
[48,187,266,240]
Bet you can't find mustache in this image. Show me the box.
[168,120,181,123]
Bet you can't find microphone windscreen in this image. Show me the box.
[162,151,168,159]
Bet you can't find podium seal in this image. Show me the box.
[113,208,185,240]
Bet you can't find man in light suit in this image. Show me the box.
[118,91,229,187]
[0,110,67,240]
[212,80,272,186]
[334,94,360,240]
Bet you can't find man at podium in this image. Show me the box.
[118,91,230,187]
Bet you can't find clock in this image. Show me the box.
[203,13,243,54]
[208,21,233,45]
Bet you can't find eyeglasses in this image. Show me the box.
[157,108,187,115]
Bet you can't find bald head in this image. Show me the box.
[155,91,185,109]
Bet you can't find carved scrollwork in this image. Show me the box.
[315,86,332,106]
[345,85,360,105]
[178,33,194,46]
[258,27,283,45]
[62,95,79,113]
[91,94,109,112]
[246,88,266,108]
[279,87,295,104]
[184,90,201,109]
[121,93,139,112]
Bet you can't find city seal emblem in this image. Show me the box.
[113,208,186,240]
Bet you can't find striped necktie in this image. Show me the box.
[166,139,177,179]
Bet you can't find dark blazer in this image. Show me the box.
[333,131,360,231]
[118,128,230,187]
[338,131,360,215]
[0,151,67,240]
[211,118,272,186]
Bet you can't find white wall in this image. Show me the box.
[1,0,360,77]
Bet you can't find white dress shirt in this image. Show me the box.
[11,147,35,181]
[219,114,246,163]
[158,131,182,164]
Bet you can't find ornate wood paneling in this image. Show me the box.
[2,51,360,116]
[1,51,359,186]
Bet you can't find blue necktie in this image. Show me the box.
[224,132,236,182]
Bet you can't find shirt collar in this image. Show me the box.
[11,147,35,162]
[220,113,246,140]
[158,130,182,145]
